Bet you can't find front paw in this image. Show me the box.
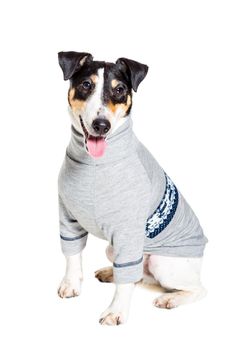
[99,312,124,326]
[57,278,81,298]
[99,306,128,326]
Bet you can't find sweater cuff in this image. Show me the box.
[60,232,88,256]
[113,256,143,284]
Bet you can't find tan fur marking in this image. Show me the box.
[107,95,132,114]
[126,94,132,109]
[68,88,86,111]
[90,74,98,84]
[69,88,75,100]
[111,79,120,88]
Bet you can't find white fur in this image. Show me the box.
[147,254,204,290]
[68,105,81,133]
[58,253,83,298]
[98,247,206,325]
[147,254,207,308]
[82,68,105,130]
[69,67,130,138]
[107,115,128,137]
[58,247,206,323]
[99,283,135,325]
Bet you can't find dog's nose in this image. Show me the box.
[92,118,111,135]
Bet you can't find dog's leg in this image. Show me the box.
[95,249,157,284]
[58,253,83,298]
[95,245,113,283]
[99,283,135,326]
[148,254,207,309]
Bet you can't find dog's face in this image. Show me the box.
[58,51,148,158]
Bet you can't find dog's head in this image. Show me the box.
[58,51,148,158]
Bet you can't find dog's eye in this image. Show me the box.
[82,80,92,90]
[114,85,125,95]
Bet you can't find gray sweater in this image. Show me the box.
[58,118,208,284]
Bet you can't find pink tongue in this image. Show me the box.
[87,136,107,158]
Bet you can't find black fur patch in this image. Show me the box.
[59,52,148,116]
[69,61,132,115]
[103,63,132,106]
[71,61,105,101]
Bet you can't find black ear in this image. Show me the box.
[58,51,93,80]
[116,57,148,92]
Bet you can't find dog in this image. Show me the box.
[57,51,208,326]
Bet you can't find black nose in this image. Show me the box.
[92,118,111,135]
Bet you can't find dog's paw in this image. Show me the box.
[153,294,177,309]
[153,289,206,309]
[99,312,124,326]
[57,278,81,298]
[95,266,113,283]
[153,291,191,309]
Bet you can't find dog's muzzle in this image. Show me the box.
[79,116,111,158]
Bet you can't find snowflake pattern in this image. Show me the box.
[145,173,179,239]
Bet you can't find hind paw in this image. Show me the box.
[95,266,113,283]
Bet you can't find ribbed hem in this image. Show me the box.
[113,258,143,284]
[60,232,88,256]
[143,243,208,258]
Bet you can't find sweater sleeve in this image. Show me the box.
[99,156,152,284]
[111,216,147,284]
[59,196,88,256]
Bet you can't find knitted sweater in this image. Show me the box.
[58,118,208,283]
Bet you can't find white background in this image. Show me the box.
[0,0,232,349]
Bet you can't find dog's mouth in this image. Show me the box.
[79,116,107,158]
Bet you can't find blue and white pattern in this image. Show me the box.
[145,173,179,239]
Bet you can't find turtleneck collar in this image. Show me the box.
[66,117,137,165]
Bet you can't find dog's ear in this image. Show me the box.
[116,57,148,92]
[58,51,93,80]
